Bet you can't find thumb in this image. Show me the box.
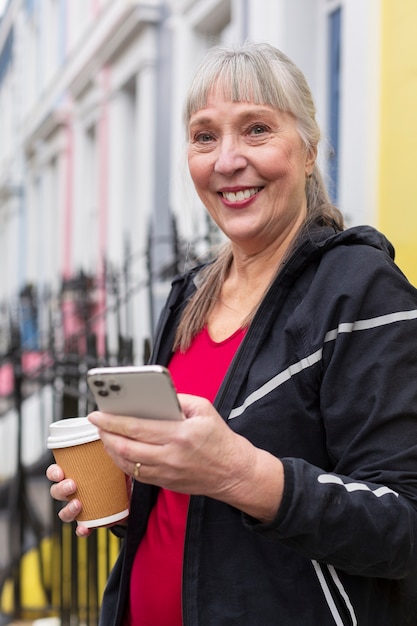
[177,393,213,419]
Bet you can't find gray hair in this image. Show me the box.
[185,42,319,155]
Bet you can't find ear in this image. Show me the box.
[305,145,317,177]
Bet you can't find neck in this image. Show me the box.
[228,211,304,284]
[229,236,299,292]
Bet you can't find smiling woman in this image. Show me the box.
[176,44,343,350]
[188,99,312,240]
[186,98,314,341]
[47,42,417,626]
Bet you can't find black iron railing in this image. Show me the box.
[0,225,207,624]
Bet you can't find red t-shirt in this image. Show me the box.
[125,326,245,626]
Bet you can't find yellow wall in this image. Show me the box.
[378,0,417,286]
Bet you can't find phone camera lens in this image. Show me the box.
[98,390,109,397]
[93,380,105,387]
[109,384,121,392]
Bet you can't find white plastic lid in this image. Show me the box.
[47,417,100,449]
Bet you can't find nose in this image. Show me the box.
[214,135,248,175]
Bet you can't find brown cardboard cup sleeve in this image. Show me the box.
[48,417,129,528]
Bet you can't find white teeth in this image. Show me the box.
[222,187,260,202]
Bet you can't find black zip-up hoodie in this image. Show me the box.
[100,225,417,626]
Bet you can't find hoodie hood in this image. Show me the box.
[306,224,395,260]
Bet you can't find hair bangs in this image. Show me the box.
[185,49,293,124]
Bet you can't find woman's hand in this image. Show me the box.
[88,394,284,523]
[46,464,92,537]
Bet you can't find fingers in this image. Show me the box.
[76,524,93,538]
[88,410,178,444]
[58,501,92,538]
[46,462,84,527]
[49,475,77,503]
[46,463,64,483]
[87,397,228,495]
[58,498,81,523]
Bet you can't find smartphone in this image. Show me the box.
[86,365,184,420]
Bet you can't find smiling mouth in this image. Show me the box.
[220,187,263,202]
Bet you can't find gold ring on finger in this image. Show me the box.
[133,462,142,479]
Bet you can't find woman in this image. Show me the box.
[48,43,417,625]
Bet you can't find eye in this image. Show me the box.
[194,132,215,143]
[248,124,268,136]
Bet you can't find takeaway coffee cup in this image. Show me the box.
[47,417,129,528]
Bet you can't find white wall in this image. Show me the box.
[338,0,380,226]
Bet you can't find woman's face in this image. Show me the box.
[187,88,316,256]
